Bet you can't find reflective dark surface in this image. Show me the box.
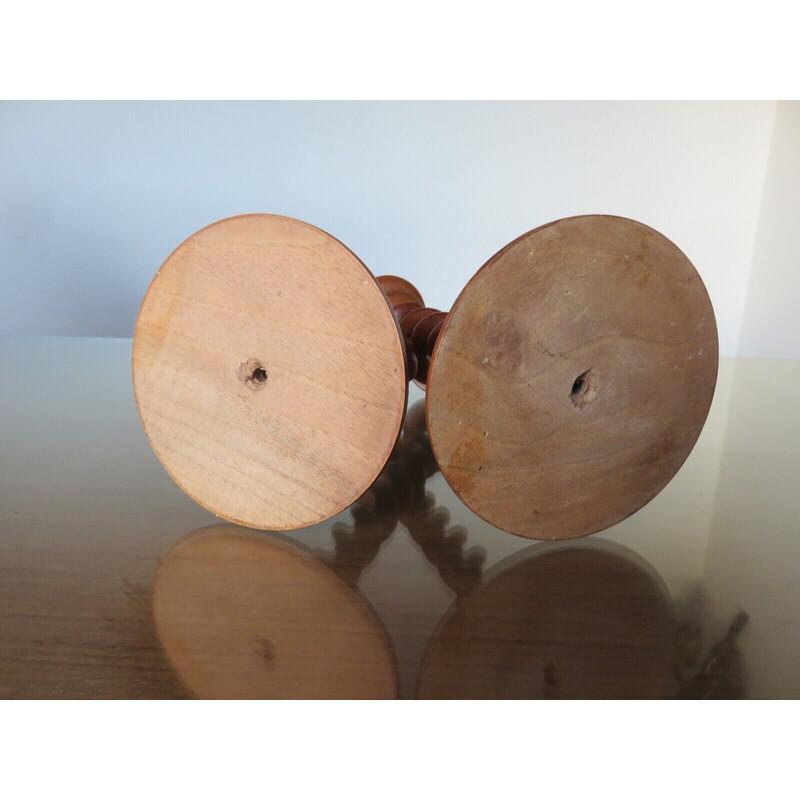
[1,338,797,698]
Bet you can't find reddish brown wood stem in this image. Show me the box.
[378,276,447,386]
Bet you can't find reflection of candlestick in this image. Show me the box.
[417,541,675,700]
[675,613,748,699]
[148,436,688,699]
[152,526,398,699]
[329,400,485,595]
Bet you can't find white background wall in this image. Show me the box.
[0,101,781,357]
[699,103,800,696]
[736,101,800,359]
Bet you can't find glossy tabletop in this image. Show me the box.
[2,338,798,698]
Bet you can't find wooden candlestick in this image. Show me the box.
[133,213,718,541]
[377,276,445,385]
[423,215,718,541]
[382,216,717,542]
[132,215,409,531]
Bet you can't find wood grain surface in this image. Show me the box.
[153,525,398,699]
[426,215,718,540]
[132,215,407,530]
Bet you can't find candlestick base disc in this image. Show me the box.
[133,214,407,530]
[426,215,718,540]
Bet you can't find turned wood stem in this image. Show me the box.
[378,276,447,385]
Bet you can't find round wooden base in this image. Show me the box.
[153,526,398,699]
[427,215,718,540]
[132,215,407,530]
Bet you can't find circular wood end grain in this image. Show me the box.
[427,215,718,540]
[132,214,407,530]
[153,526,398,699]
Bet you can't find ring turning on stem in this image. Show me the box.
[378,276,446,385]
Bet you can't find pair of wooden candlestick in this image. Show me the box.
[132,213,718,540]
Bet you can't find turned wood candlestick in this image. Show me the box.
[133,213,718,540]
[377,276,445,386]
[133,215,408,531]
[421,215,718,541]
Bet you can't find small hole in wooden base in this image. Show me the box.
[256,637,275,662]
[543,662,560,697]
[239,358,268,390]
[570,368,598,410]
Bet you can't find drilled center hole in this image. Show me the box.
[570,368,598,410]
[239,358,268,390]
[543,662,560,698]
[543,662,559,688]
